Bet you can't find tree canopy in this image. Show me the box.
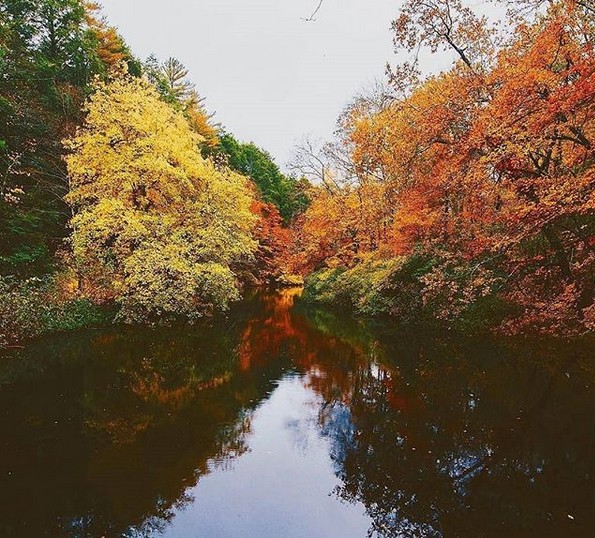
[66,73,257,321]
[292,0,595,334]
[0,0,138,275]
[218,133,309,222]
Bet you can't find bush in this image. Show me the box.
[0,278,45,348]
[303,267,348,306]
[303,254,434,320]
[0,276,110,349]
[302,252,514,331]
[41,298,111,333]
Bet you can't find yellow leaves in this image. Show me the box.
[66,72,258,321]
[66,75,202,211]
[120,246,239,322]
[70,198,158,260]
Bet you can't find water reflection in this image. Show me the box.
[0,289,593,537]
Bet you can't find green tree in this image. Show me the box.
[0,0,137,277]
[144,55,219,149]
[218,133,309,222]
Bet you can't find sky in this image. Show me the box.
[98,0,402,168]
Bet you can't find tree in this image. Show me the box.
[218,133,309,222]
[0,0,120,276]
[85,2,141,76]
[392,0,496,73]
[470,2,595,331]
[249,199,293,283]
[144,55,219,149]
[145,55,194,105]
[66,73,257,321]
[161,56,195,101]
[294,0,595,333]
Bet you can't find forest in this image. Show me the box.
[1,0,594,348]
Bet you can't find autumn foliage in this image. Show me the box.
[66,73,260,321]
[293,0,595,334]
[2,0,593,342]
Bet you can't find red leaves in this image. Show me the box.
[251,200,292,283]
[292,1,595,334]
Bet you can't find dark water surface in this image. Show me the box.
[0,290,593,537]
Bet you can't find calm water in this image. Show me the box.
[0,289,593,537]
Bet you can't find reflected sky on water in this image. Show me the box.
[0,289,593,537]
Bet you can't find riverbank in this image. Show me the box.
[0,276,113,350]
[0,254,583,353]
[300,256,582,335]
[0,274,304,351]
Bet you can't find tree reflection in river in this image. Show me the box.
[238,291,594,537]
[0,289,593,537]
[294,309,595,537]
[0,310,283,537]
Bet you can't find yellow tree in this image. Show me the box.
[65,72,256,321]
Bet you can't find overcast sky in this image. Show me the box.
[98,0,402,168]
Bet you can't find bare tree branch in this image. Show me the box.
[302,0,325,22]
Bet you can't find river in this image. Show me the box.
[0,289,593,537]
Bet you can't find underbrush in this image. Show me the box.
[302,253,515,332]
[0,276,111,349]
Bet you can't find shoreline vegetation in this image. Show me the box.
[1,0,594,350]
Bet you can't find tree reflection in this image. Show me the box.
[0,306,282,537]
[235,290,595,536]
[0,291,592,537]
[299,313,595,537]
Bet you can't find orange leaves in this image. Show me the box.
[293,1,595,333]
[476,8,595,237]
[85,3,132,72]
[391,0,496,73]
[290,178,399,273]
[389,186,443,255]
[250,199,293,283]
[291,187,352,273]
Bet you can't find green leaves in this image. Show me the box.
[0,0,137,279]
[218,133,308,222]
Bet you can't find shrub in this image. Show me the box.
[302,252,514,330]
[303,255,432,320]
[0,276,110,349]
